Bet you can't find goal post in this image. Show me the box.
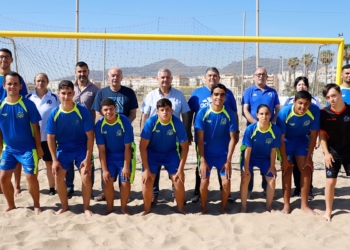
[0,30,344,85]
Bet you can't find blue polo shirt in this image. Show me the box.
[95,114,134,162]
[242,122,281,161]
[45,103,94,151]
[194,105,237,157]
[276,103,320,141]
[0,96,41,152]
[141,87,190,118]
[242,85,280,125]
[141,114,187,156]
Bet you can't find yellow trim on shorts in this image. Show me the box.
[130,142,136,184]
[32,148,39,174]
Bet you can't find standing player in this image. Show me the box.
[240,104,281,213]
[195,83,238,214]
[95,98,135,215]
[0,71,42,214]
[276,90,319,215]
[185,67,239,203]
[46,80,94,216]
[0,48,28,196]
[27,73,60,195]
[338,64,350,104]
[242,67,280,197]
[140,98,189,215]
[140,68,190,204]
[319,84,350,221]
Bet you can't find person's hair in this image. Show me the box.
[206,67,220,75]
[34,73,49,83]
[76,61,89,69]
[294,90,312,101]
[58,80,74,90]
[0,48,12,58]
[322,83,341,97]
[256,104,270,114]
[157,68,172,76]
[100,98,115,108]
[156,98,172,109]
[211,83,226,95]
[3,71,21,84]
[108,67,123,77]
[254,67,268,75]
[342,64,350,71]
[294,76,309,89]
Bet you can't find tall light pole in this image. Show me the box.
[256,0,260,68]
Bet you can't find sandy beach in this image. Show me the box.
[1,136,350,250]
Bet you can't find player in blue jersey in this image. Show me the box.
[0,48,28,197]
[240,104,281,213]
[195,83,238,214]
[339,64,350,104]
[140,98,189,215]
[186,67,239,204]
[95,98,135,215]
[0,71,42,214]
[276,90,319,215]
[319,84,350,221]
[46,80,94,216]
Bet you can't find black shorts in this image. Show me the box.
[41,141,52,162]
[325,156,350,178]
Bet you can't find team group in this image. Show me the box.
[0,48,349,221]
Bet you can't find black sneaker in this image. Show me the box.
[67,190,74,199]
[292,189,301,198]
[191,194,200,203]
[49,188,56,196]
[308,191,314,201]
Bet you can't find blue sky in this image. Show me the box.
[1,0,349,40]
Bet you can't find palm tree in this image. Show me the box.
[301,53,314,77]
[319,50,334,84]
[287,57,300,84]
[344,44,350,65]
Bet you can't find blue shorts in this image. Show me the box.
[107,160,133,183]
[198,155,228,177]
[0,148,39,174]
[56,147,87,171]
[240,158,274,178]
[285,138,309,162]
[147,151,180,175]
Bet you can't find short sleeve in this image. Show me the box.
[226,90,238,112]
[122,116,134,144]
[92,90,102,111]
[194,109,205,131]
[310,105,320,131]
[274,91,280,105]
[188,90,199,113]
[140,118,153,140]
[140,93,151,114]
[129,89,138,110]
[229,110,238,132]
[94,120,104,145]
[180,93,191,113]
[45,110,56,135]
[81,107,94,132]
[242,88,251,105]
[27,100,42,124]
[272,125,281,148]
[19,77,28,97]
[174,119,188,143]
[276,109,287,135]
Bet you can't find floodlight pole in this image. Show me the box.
[256,0,260,68]
[75,0,79,65]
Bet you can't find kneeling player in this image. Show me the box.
[95,98,135,215]
[140,98,189,215]
[195,83,238,214]
[320,84,350,221]
[240,104,281,213]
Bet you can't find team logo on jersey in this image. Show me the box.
[102,131,107,134]
[289,123,295,126]
[47,100,52,104]
[1,113,7,116]
[206,120,212,123]
[167,129,174,136]
[253,93,257,97]
[75,119,79,125]
[155,130,160,133]
[200,97,212,108]
[116,130,122,136]
[303,120,310,126]
[0,159,5,166]
[220,117,227,125]
[344,116,350,122]
[268,92,273,97]
[16,111,24,118]
[265,138,273,144]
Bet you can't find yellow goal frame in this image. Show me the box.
[0,31,344,84]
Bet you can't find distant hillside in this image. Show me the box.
[56,57,312,81]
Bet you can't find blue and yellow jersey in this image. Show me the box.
[276,103,320,141]
[241,122,281,161]
[95,114,134,161]
[45,102,94,151]
[194,105,237,157]
[0,96,41,152]
[141,114,187,156]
